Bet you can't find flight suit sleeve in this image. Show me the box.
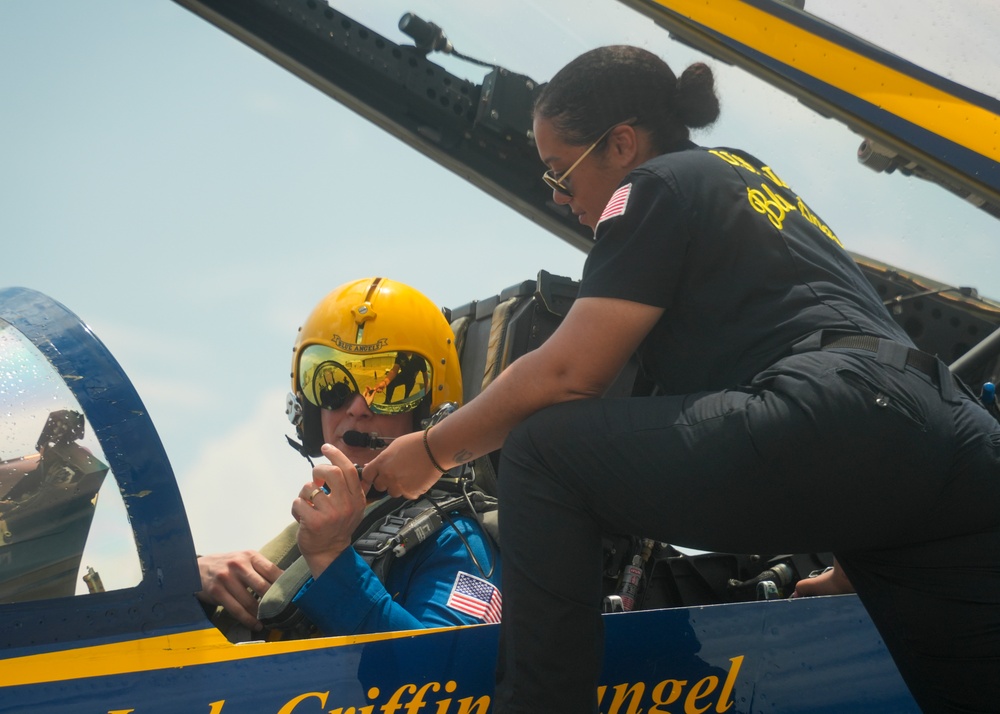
[292,517,500,635]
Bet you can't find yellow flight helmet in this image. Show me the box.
[287,276,462,456]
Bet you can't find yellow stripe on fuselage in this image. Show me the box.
[0,624,455,687]
[637,0,999,163]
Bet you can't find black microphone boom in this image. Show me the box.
[342,431,393,449]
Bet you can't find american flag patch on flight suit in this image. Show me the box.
[446,571,502,623]
[598,182,632,224]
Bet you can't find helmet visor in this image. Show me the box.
[298,344,431,415]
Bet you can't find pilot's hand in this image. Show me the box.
[791,558,855,598]
[292,443,369,579]
[365,430,440,500]
[196,551,283,630]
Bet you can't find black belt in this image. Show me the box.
[820,334,938,379]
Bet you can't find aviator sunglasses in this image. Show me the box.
[541,117,637,198]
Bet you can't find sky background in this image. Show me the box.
[2,1,998,587]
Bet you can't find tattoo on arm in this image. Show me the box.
[454,449,473,464]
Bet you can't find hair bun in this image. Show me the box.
[676,62,720,129]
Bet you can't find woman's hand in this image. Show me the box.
[365,430,441,500]
[292,443,370,578]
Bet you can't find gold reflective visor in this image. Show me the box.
[298,344,430,415]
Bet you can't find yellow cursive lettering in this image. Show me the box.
[649,679,687,713]
[760,166,789,188]
[380,683,417,713]
[796,197,842,246]
[606,682,645,714]
[708,150,760,175]
[710,148,840,245]
[122,660,748,714]
[404,682,442,714]
[715,655,744,713]
[684,675,718,714]
[747,182,796,229]
[433,680,459,714]
[276,691,328,714]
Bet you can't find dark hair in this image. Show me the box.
[534,45,720,152]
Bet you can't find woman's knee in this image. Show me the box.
[498,413,548,500]
[502,406,567,464]
[498,404,591,503]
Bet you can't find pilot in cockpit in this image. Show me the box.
[196,277,500,638]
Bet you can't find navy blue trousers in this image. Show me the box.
[493,349,1000,713]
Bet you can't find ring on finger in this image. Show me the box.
[309,487,323,500]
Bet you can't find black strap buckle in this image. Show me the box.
[819,334,938,379]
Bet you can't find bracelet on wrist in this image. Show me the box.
[423,425,449,474]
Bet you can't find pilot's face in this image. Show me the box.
[320,394,414,465]
[533,116,631,234]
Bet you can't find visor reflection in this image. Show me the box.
[299,345,430,415]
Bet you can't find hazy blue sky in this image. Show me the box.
[2,0,998,567]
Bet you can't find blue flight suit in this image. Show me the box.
[293,514,500,634]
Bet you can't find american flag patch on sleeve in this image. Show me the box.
[597,182,632,224]
[446,571,502,624]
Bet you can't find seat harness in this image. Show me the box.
[253,485,497,640]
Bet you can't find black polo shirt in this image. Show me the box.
[578,143,912,394]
